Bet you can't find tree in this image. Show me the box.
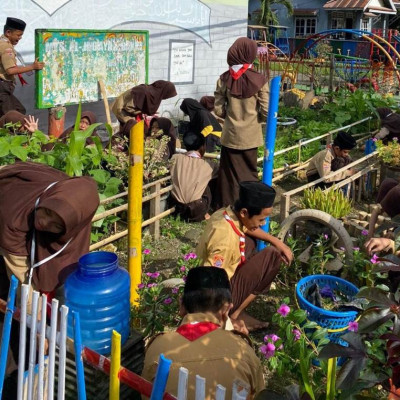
[259,0,294,26]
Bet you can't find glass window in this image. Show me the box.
[295,17,317,37]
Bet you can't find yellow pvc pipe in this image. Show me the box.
[128,120,144,305]
[109,330,121,400]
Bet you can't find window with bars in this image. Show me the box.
[294,17,317,37]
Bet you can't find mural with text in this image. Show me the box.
[35,30,148,108]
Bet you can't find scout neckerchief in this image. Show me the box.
[0,35,28,86]
[223,210,246,266]
[28,182,72,287]
[229,64,253,80]
[177,321,220,341]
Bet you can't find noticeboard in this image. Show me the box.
[35,29,149,108]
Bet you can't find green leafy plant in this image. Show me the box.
[376,137,400,167]
[301,188,352,219]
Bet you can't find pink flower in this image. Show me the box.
[147,283,157,288]
[372,137,378,142]
[172,287,179,294]
[183,252,197,261]
[348,321,358,332]
[394,137,399,142]
[146,272,160,279]
[264,334,279,343]
[277,304,290,317]
[137,283,145,289]
[180,266,186,272]
[143,249,151,255]
[370,254,379,264]
[324,234,329,240]
[353,247,360,251]
[163,298,173,305]
[361,229,369,236]
[260,342,276,359]
[293,329,301,341]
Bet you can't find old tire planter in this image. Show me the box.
[278,209,354,263]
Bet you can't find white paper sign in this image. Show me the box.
[169,40,195,84]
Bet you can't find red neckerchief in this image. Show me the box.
[176,321,220,341]
[223,210,246,266]
[229,64,252,80]
[18,74,28,86]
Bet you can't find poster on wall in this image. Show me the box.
[169,40,195,85]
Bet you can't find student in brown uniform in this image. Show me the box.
[0,17,44,117]
[142,267,264,400]
[111,80,177,138]
[306,131,356,188]
[0,110,38,134]
[214,37,269,208]
[170,131,218,222]
[196,181,293,330]
[374,107,400,144]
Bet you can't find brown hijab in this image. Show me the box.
[199,96,215,112]
[131,80,177,115]
[0,162,99,291]
[220,37,267,99]
[0,110,27,133]
[377,107,400,139]
[148,117,177,159]
[60,110,98,140]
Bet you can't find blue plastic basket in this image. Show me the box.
[296,275,359,341]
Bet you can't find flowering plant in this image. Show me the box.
[260,301,329,399]
[131,245,200,338]
[376,137,400,167]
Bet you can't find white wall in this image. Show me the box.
[1,0,248,131]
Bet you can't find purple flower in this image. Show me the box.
[320,285,335,300]
[172,287,179,294]
[182,276,187,282]
[348,321,358,332]
[293,329,301,341]
[264,334,279,343]
[137,283,145,289]
[324,234,329,240]
[370,254,379,264]
[183,252,197,261]
[361,229,369,236]
[163,298,173,305]
[353,247,360,251]
[147,283,157,288]
[372,137,378,142]
[143,249,151,255]
[277,304,290,317]
[180,266,186,272]
[260,342,276,359]
[146,272,160,279]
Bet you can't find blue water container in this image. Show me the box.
[64,251,130,355]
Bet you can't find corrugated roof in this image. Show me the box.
[323,0,369,9]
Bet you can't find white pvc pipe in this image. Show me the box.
[195,375,205,400]
[215,385,226,400]
[177,367,188,400]
[47,299,59,400]
[17,284,29,400]
[57,305,68,400]
[37,294,47,400]
[27,290,39,400]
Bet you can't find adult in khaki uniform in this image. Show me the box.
[170,132,218,222]
[214,37,269,208]
[196,181,293,331]
[306,131,356,189]
[142,267,265,400]
[0,17,44,117]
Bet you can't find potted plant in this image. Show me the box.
[376,138,400,181]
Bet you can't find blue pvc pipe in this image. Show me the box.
[258,75,281,251]
[73,311,86,400]
[150,354,172,400]
[0,275,18,397]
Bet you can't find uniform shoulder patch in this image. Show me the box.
[213,254,224,267]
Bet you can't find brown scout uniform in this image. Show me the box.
[306,147,352,183]
[142,312,264,399]
[111,88,137,125]
[0,35,25,116]
[196,207,282,313]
